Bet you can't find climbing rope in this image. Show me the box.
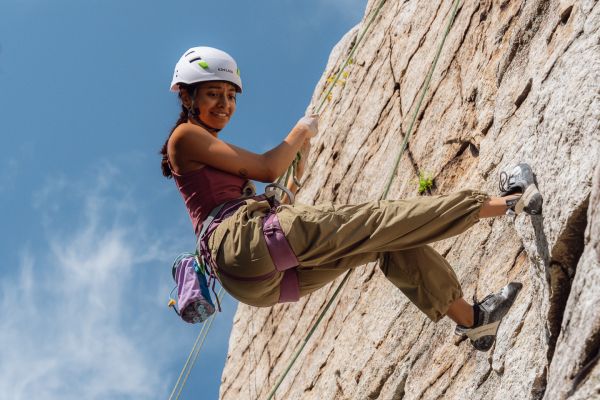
[168,286,225,400]
[279,0,389,191]
[249,306,258,399]
[265,1,462,398]
[381,0,461,199]
[265,272,352,400]
[312,0,389,116]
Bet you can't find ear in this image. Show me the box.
[179,90,193,110]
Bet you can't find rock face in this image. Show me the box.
[220,1,600,399]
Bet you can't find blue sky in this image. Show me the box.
[0,1,365,398]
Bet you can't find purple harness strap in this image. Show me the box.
[262,212,300,302]
[263,213,299,271]
[198,196,300,303]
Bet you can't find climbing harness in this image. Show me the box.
[265,1,463,398]
[195,186,301,304]
[167,181,300,397]
[168,181,301,324]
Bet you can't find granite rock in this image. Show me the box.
[220,1,600,399]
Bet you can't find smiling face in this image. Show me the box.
[185,81,237,131]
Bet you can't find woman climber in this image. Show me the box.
[160,46,543,352]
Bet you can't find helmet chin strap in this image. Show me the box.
[188,86,221,133]
[188,107,221,133]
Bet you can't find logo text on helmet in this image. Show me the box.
[218,67,234,74]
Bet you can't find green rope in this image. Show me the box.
[381,0,461,200]
[168,320,208,400]
[265,271,352,400]
[265,1,462,398]
[313,0,388,116]
[174,310,218,400]
[278,0,388,192]
[169,286,225,400]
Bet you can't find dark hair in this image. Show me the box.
[160,86,195,178]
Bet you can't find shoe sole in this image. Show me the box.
[516,184,543,215]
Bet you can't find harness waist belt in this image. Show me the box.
[198,195,300,303]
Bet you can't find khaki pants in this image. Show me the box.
[208,190,488,321]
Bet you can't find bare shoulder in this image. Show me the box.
[167,123,214,172]
[168,122,217,158]
[170,122,213,147]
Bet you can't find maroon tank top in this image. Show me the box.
[172,165,247,235]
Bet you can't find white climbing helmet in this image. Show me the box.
[170,46,243,93]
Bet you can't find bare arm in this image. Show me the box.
[168,122,313,182]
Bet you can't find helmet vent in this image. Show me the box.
[184,50,195,56]
[188,57,202,63]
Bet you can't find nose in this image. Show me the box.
[217,93,233,108]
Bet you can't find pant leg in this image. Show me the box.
[277,189,487,320]
[295,245,462,322]
[296,252,377,296]
[277,189,487,264]
[298,246,463,322]
[380,246,463,321]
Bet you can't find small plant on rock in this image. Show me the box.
[418,171,434,194]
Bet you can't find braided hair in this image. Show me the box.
[161,83,200,178]
[160,103,189,178]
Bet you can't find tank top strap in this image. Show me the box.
[166,153,178,176]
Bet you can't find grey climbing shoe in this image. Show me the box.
[499,163,543,215]
[455,282,523,352]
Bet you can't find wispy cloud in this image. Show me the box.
[0,162,183,399]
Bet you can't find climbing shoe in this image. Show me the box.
[499,163,543,215]
[455,282,523,352]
